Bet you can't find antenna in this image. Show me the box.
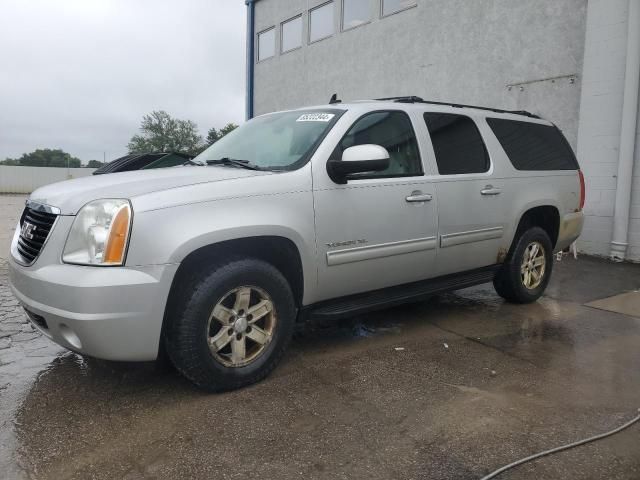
[329,93,341,104]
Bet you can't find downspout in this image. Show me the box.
[611,0,640,261]
[245,0,256,120]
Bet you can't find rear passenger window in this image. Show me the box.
[486,118,578,170]
[424,113,489,175]
[334,111,422,178]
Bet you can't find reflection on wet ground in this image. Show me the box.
[1,255,640,479]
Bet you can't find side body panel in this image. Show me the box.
[478,116,583,253]
[310,109,439,302]
[419,113,512,276]
[417,110,583,278]
[504,173,582,252]
[126,166,319,305]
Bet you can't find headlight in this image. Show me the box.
[62,199,132,266]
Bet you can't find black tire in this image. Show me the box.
[493,226,553,304]
[164,257,296,392]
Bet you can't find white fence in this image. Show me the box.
[0,165,96,194]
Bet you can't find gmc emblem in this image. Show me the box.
[21,222,37,240]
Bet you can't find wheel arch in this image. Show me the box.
[161,235,307,345]
[510,204,561,254]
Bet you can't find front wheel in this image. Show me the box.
[165,258,296,392]
[493,226,553,304]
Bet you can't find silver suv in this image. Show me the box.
[8,97,584,391]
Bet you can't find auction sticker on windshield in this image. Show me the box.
[297,113,335,122]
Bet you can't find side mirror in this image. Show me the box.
[327,144,390,184]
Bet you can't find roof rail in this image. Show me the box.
[375,96,540,119]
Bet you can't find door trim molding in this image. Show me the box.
[440,226,504,248]
[327,236,437,266]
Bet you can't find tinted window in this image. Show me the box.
[309,2,334,43]
[334,111,422,177]
[487,118,578,170]
[424,113,489,175]
[382,0,416,16]
[257,28,275,61]
[281,16,302,53]
[343,0,370,30]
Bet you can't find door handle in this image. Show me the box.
[406,191,433,203]
[481,185,502,196]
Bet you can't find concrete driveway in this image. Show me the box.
[1,195,639,480]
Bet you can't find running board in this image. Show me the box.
[302,265,499,321]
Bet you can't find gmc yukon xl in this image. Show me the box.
[8,97,584,391]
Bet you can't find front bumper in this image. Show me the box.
[8,256,178,361]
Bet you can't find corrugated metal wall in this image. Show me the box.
[0,166,96,194]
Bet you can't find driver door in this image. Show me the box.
[312,110,439,302]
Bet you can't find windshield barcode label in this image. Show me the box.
[297,113,335,122]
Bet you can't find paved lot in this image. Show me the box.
[1,195,639,479]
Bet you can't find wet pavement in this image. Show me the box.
[0,195,23,261]
[1,196,639,479]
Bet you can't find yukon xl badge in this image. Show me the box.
[21,222,37,240]
[326,239,367,248]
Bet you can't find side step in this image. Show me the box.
[303,265,499,321]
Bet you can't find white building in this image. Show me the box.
[244,0,640,261]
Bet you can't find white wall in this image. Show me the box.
[577,0,640,261]
[254,0,587,149]
[0,166,95,194]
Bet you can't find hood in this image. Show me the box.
[29,166,272,215]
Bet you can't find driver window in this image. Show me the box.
[332,111,423,178]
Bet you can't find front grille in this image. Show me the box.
[16,206,58,265]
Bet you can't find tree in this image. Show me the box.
[1,149,81,168]
[128,110,203,155]
[86,160,105,168]
[206,123,238,146]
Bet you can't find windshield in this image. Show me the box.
[193,109,343,170]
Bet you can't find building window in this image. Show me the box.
[333,111,423,178]
[342,0,370,30]
[257,27,275,61]
[281,15,302,53]
[381,0,417,17]
[309,2,334,43]
[424,113,490,175]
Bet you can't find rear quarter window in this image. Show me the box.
[486,118,578,171]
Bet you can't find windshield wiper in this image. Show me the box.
[206,157,263,171]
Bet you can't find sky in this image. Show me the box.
[0,0,246,164]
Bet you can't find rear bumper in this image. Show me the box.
[556,211,584,251]
[8,256,178,361]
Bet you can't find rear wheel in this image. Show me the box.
[493,227,553,303]
[165,258,296,391]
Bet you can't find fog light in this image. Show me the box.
[59,324,83,350]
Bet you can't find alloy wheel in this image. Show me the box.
[206,286,277,367]
[520,241,546,290]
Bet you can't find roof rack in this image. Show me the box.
[375,96,540,119]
